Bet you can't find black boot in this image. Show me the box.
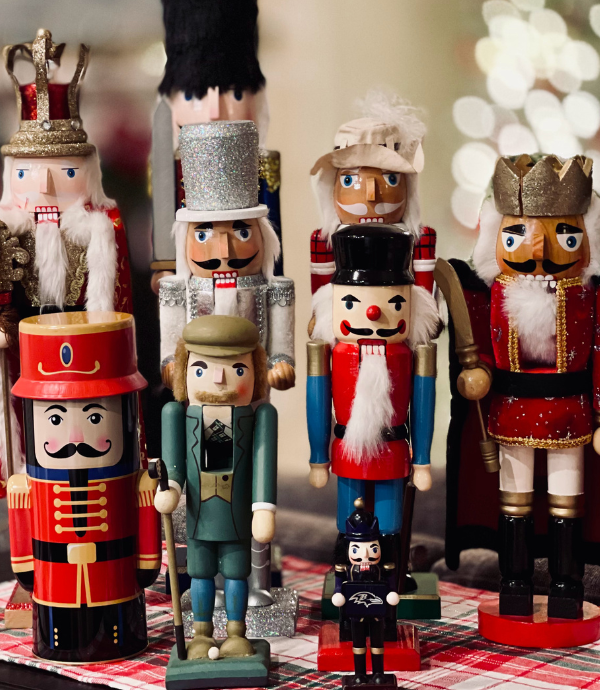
[371,650,387,684]
[498,514,534,617]
[548,516,584,619]
[352,650,368,685]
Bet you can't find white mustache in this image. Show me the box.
[336,201,404,216]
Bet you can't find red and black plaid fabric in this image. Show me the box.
[1,554,600,689]
[310,229,335,294]
[414,226,437,261]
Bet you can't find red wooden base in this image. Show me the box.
[317,621,420,672]
[479,595,600,649]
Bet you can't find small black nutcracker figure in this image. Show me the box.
[333,498,399,688]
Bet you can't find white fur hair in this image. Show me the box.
[62,204,117,311]
[0,153,115,210]
[503,279,556,364]
[35,221,68,307]
[474,193,600,286]
[356,87,427,144]
[172,215,281,281]
[343,352,393,462]
[310,282,440,350]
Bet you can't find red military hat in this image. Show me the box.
[12,312,147,400]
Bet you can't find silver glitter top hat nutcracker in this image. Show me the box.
[176,120,268,222]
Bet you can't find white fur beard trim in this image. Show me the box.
[504,279,556,364]
[62,205,117,312]
[407,285,440,348]
[473,199,502,286]
[35,221,68,307]
[0,205,35,236]
[343,350,393,462]
[311,283,336,347]
[214,287,239,316]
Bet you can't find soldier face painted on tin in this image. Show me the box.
[496,214,590,280]
[348,540,381,566]
[187,351,255,406]
[332,284,412,345]
[32,396,124,470]
[334,167,407,226]
[186,219,264,278]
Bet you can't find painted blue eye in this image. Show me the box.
[345,301,354,310]
[342,175,353,187]
[66,168,76,179]
[383,173,400,187]
[195,368,203,378]
[240,228,249,239]
[197,232,206,242]
[567,236,576,248]
[185,91,193,101]
[234,89,243,101]
[236,367,245,377]
[506,236,514,248]
[17,170,25,179]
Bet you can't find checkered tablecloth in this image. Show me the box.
[1,554,600,690]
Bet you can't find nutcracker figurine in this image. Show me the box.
[309,90,435,296]
[151,0,284,282]
[332,498,399,689]
[7,312,161,663]
[155,315,275,688]
[308,225,438,668]
[447,153,600,646]
[0,29,134,484]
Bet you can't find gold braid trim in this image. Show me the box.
[555,277,582,373]
[259,150,281,193]
[489,432,591,449]
[496,276,521,371]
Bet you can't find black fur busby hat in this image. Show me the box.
[159,0,266,100]
[345,498,381,543]
[332,224,415,287]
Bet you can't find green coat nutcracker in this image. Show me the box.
[155,315,277,660]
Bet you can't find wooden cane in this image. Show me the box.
[149,459,187,660]
[397,480,416,594]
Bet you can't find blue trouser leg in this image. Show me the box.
[188,539,219,622]
[224,579,248,622]
[373,477,405,535]
[191,579,216,622]
[337,476,366,532]
[219,540,251,622]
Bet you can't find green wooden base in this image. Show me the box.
[165,640,270,689]
[321,571,441,621]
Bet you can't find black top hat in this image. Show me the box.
[332,224,414,286]
[345,498,381,543]
[159,0,266,100]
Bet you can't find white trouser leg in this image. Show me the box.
[547,446,584,496]
[499,445,535,493]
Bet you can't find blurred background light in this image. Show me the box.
[453,96,495,138]
[452,142,498,193]
[451,187,486,229]
[497,123,538,154]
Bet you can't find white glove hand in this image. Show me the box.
[154,487,180,514]
[386,591,400,606]
[332,592,346,608]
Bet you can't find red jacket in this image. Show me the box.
[331,342,413,481]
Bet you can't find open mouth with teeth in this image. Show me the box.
[35,206,60,222]
[358,217,386,224]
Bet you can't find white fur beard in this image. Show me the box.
[35,221,68,308]
[343,351,393,462]
[504,279,556,364]
[214,287,239,316]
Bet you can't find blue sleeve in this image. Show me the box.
[411,375,435,465]
[306,373,331,465]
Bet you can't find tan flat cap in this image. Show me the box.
[183,316,259,357]
[310,118,425,177]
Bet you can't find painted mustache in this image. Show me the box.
[194,390,239,404]
[503,258,579,274]
[193,252,259,271]
[44,441,112,459]
[336,201,404,216]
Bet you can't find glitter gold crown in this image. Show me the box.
[1,28,95,158]
[492,154,593,217]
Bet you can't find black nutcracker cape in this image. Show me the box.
[445,259,600,570]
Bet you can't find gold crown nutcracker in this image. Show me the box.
[7,312,161,663]
[445,153,600,647]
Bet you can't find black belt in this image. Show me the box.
[334,423,408,442]
[32,536,136,563]
[493,369,591,399]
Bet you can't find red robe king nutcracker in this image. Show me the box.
[7,312,161,663]
[449,153,600,646]
[309,90,436,297]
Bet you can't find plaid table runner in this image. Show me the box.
[1,553,600,689]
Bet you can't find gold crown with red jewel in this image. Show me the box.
[1,28,95,158]
[492,153,593,217]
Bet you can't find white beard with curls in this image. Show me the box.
[343,345,393,462]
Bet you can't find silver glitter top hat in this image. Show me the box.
[176,120,268,222]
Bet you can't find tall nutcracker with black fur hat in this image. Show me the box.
[6,312,161,663]
[307,224,439,670]
[151,0,284,282]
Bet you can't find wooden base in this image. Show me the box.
[4,583,32,630]
[317,621,420,672]
[341,674,397,689]
[478,595,600,648]
[165,641,270,689]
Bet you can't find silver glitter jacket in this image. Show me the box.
[159,273,295,370]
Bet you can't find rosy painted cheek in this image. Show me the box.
[87,433,110,450]
[236,382,251,399]
[44,438,60,453]
[340,320,351,336]
[398,320,406,334]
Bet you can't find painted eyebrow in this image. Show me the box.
[556,223,583,234]
[61,167,79,170]
[194,223,213,230]
[190,360,208,369]
[82,403,107,412]
[388,295,406,303]
[502,224,526,236]
[232,362,249,369]
[232,220,251,228]
[45,404,67,413]
[341,294,360,302]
